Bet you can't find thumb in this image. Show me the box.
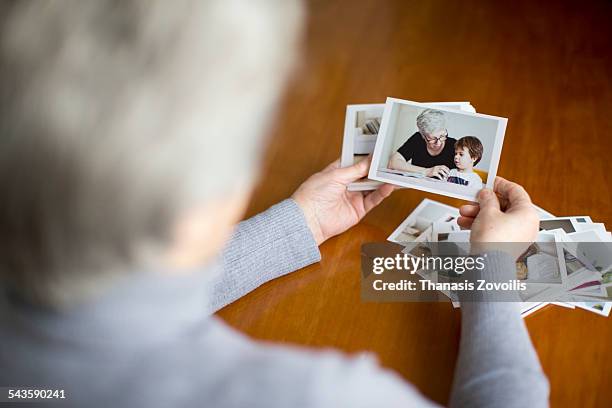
[477,188,500,212]
[333,157,371,183]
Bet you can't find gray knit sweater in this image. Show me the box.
[0,199,549,407]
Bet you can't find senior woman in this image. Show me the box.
[388,109,457,179]
[0,1,548,408]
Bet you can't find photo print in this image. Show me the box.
[369,98,506,201]
[387,199,459,244]
[341,102,476,191]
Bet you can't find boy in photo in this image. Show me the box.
[447,136,484,188]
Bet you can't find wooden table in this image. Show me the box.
[217,1,612,406]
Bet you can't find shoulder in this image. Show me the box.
[468,172,483,182]
[397,132,422,158]
[445,137,457,149]
[402,132,421,146]
[464,172,483,187]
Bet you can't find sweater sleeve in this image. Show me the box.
[208,199,321,313]
[449,251,550,408]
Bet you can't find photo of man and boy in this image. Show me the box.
[369,98,506,201]
[388,109,484,189]
[340,102,478,191]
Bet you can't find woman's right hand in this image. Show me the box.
[458,177,539,258]
[425,165,450,179]
[457,177,539,242]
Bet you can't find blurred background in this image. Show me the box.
[247,0,612,223]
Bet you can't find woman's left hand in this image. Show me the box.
[292,158,395,245]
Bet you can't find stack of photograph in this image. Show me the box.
[387,198,612,317]
[340,98,611,317]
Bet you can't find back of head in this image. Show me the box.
[0,0,303,307]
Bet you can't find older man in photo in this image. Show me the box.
[0,1,548,407]
[389,109,457,180]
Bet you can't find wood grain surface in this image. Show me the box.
[217,1,612,406]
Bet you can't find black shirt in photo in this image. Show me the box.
[396,132,457,169]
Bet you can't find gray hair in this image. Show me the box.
[416,109,446,136]
[0,0,303,306]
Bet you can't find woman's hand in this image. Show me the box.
[458,177,539,257]
[292,158,395,245]
[425,165,450,179]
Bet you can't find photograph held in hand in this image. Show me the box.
[369,97,507,201]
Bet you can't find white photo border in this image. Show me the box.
[341,104,385,191]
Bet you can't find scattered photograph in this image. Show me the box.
[431,218,461,242]
[402,230,568,289]
[516,232,567,286]
[387,198,458,244]
[569,280,607,297]
[567,229,612,243]
[341,102,476,191]
[539,216,593,234]
[533,204,555,220]
[444,230,471,243]
[386,198,611,315]
[368,97,507,201]
[573,241,612,275]
[574,223,608,235]
[602,270,612,285]
[557,230,612,274]
[520,302,550,317]
[562,247,599,287]
[572,297,612,317]
[519,283,567,303]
